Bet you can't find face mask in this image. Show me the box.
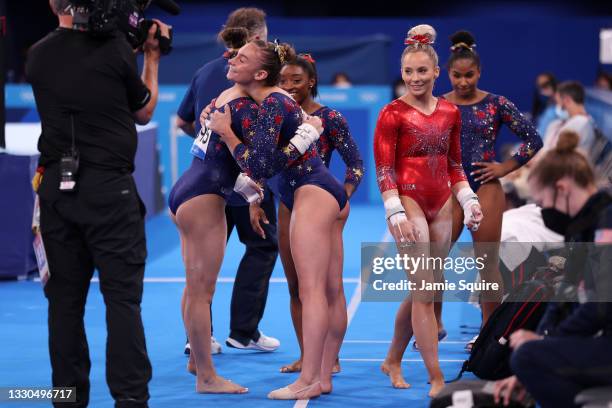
[541,188,572,236]
[555,105,569,120]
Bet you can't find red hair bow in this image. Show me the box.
[404,34,432,45]
[300,53,316,64]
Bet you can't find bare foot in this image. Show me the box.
[187,355,196,376]
[320,379,332,394]
[268,380,321,400]
[332,357,341,374]
[196,376,248,394]
[280,359,302,373]
[381,360,410,389]
[428,376,445,397]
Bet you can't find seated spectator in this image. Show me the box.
[538,89,566,149]
[543,81,596,157]
[493,132,612,407]
[531,72,559,137]
[332,72,352,88]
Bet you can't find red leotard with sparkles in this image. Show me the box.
[374,98,467,222]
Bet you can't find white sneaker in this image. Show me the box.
[184,337,222,355]
[226,332,280,352]
[211,336,222,355]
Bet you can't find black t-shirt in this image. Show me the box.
[25,28,151,172]
[566,189,612,242]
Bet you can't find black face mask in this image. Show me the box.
[541,189,572,236]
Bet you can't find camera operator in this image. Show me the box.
[25,1,170,406]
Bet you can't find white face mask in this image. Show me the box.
[555,105,569,120]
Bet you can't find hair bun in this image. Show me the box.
[405,24,437,46]
[450,30,476,47]
[273,41,296,65]
[219,27,249,50]
[556,130,580,154]
[450,30,477,53]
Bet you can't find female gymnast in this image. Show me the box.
[276,54,365,378]
[169,29,318,395]
[373,24,483,397]
[208,40,347,399]
[441,31,542,350]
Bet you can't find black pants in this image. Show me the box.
[38,165,151,408]
[224,188,278,344]
[511,336,612,408]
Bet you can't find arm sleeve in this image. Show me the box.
[373,105,399,193]
[176,77,196,123]
[498,96,543,166]
[119,41,151,112]
[552,303,612,337]
[232,96,303,180]
[448,107,468,186]
[597,204,612,230]
[327,110,364,189]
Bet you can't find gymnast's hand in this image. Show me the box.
[465,202,483,232]
[456,187,483,231]
[249,202,269,240]
[387,214,420,247]
[208,105,232,137]
[233,173,263,205]
[472,161,513,184]
[302,114,324,135]
[199,102,213,129]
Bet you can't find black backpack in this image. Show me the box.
[452,279,555,381]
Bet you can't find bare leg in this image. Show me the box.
[424,197,454,397]
[471,181,504,325]
[429,196,464,335]
[278,202,304,373]
[269,185,339,399]
[320,202,350,393]
[176,195,247,394]
[382,197,429,390]
[381,297,414,389]
[172,214,197,373]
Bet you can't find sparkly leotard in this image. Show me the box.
[446,93,542,191]
[168,97,257,214]
[374,98,467,221]
[312,106,364,190]
[232,93,347,211]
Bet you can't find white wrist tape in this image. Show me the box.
[457,187,480,227]
[384,195,405,220]
[457,187,479,211]
[233,173,261,204]
[289,123,320,154]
